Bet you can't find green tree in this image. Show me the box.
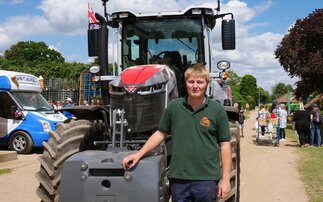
[240,74,258,108]
[1,41,88,80]
[228,70,242,103]
[272,83,293,98]
[258,87,270,103]
[275,9,323,98]
[4,41,65,65]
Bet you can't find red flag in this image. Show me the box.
[88,1,98,28]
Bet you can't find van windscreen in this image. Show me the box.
[11,91,53,111]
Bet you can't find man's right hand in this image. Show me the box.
[122,153,141,170]
[121,130,168,170]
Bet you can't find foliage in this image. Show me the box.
[229,71,271,109]
[0,41,89,80]
[228,70,241,87]
[239,74,258,108]
[271,82,293,98]
[92,57,117,73]
[4,41,65,65]
[258,87,271,103]
[229,70,243,103]
[275,9,323,99]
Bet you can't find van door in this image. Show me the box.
[0,92,22,138]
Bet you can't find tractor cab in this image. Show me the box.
[88,5,235,101]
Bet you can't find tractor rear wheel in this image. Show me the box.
[35,119,105,202]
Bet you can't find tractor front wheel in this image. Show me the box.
[35,120,97,202]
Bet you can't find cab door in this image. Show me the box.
[0,92,22,138]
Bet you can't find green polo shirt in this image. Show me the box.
[158,96,231,180]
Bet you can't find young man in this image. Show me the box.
[122,63,232,201]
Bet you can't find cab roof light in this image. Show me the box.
[111,13,118,19]
[205,9,213,15]
[119,13,129,18]
[192,9,202,15]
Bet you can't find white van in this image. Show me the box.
[0,70,67,153]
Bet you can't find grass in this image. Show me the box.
[0,168,12,175]
[286,127,323,202]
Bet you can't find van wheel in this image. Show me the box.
[8,131,34,154]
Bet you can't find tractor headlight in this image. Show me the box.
[89,65,100,74]
[40,120,51,132]
[217,60,230,70]
[138,83,165,95]
[109,84,126,94]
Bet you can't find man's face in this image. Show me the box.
[185,76,207,99]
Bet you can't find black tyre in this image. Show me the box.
[8,131,33,154]
[220,121,240,202]
[35,119,104,202]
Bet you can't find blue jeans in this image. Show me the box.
[310,124,321,146]
[171,179,219,202]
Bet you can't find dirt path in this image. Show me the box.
[0,153,40,202]
[0,110,308,202]
[240,110,308,202]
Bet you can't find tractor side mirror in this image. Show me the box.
[88,28,100,57]
[221,19,236,50]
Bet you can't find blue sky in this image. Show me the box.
[0,0,322,92]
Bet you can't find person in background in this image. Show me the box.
[62,97,74,119]
[259,105,268,138]
[293,102,310,147]
[310,103,322,147]
[239,110,245,138]
[254,117,259,131]
[278,104,288,141]
[122,64,232,201]
[83,99,89,106]
[57,101,63,109]
[49,100,57,110]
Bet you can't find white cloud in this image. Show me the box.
[209,1,298,92]
[38,0,87,34]
[253,0,273,14]
[48,44,59,52]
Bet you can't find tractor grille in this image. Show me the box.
[110,92,166,133]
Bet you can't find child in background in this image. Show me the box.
[253,117,259,134]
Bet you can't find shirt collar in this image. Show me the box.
[182,96,209,109]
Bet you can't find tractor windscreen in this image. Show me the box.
[122,18,204,69]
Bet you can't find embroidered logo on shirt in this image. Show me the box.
[200,116,211,127]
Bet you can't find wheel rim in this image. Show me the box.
[13,135,26,151]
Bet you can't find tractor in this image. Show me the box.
[36,0,240,201]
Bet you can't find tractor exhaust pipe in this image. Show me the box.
[95,13,110,105]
